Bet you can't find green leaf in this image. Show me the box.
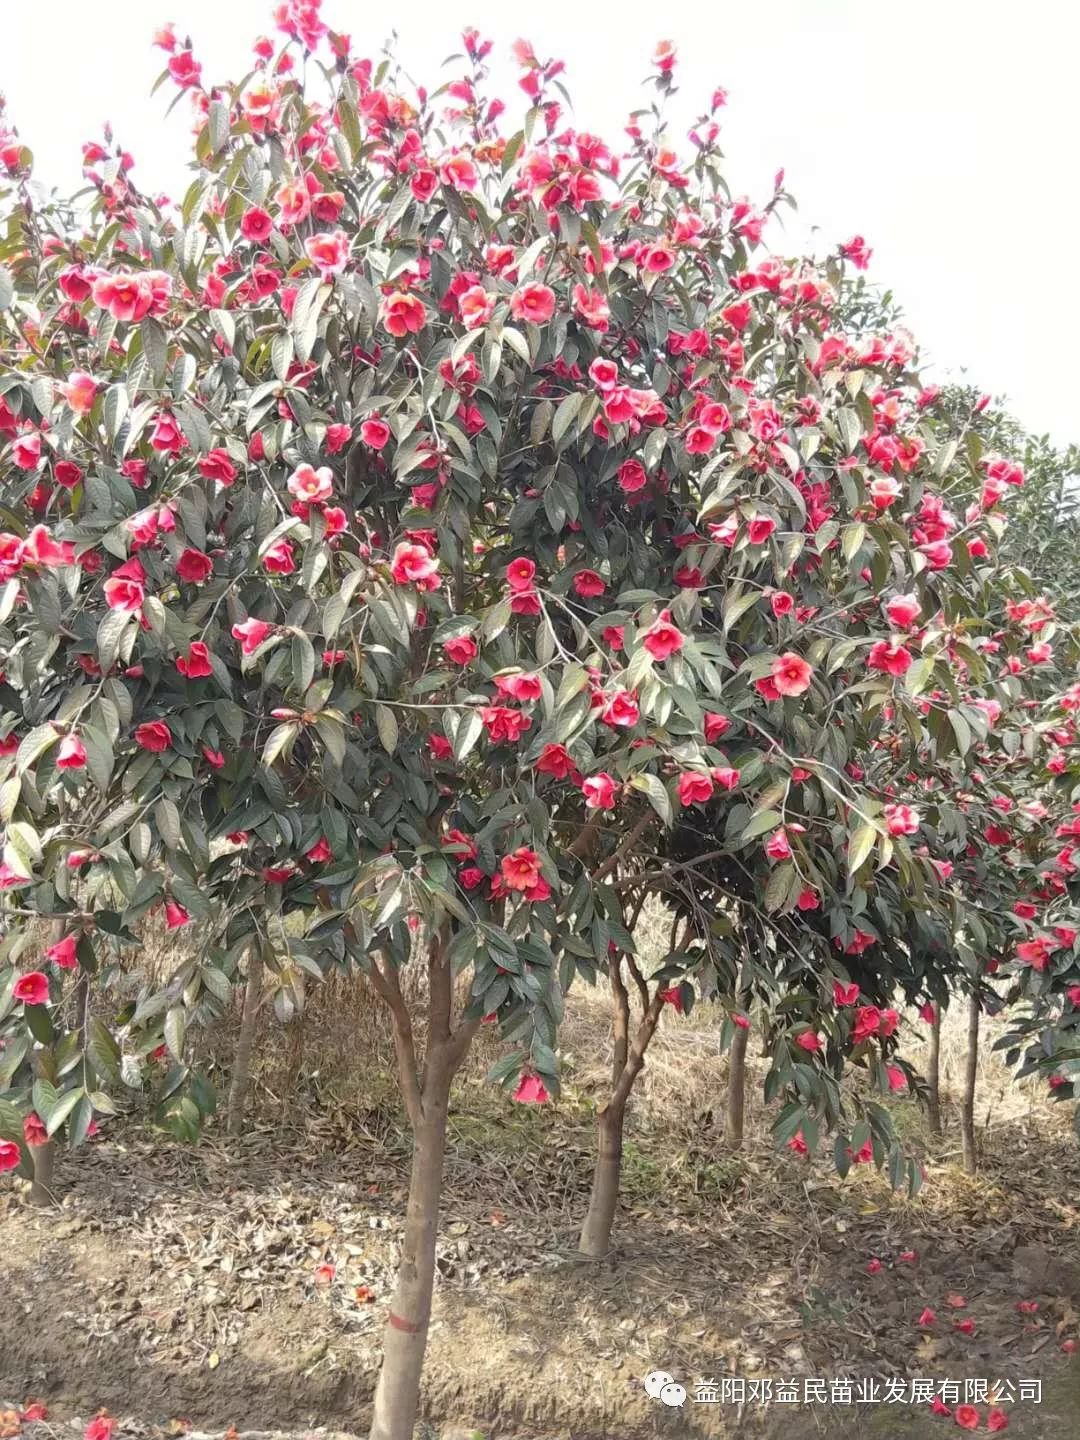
[98,608,133,673]
[847,823,877,875]
[32,1078,59,1121]
[629,772,671,826]
[740,808,783,843]
[261,722,298,767]
[164,1005,187,1061]
[46,1087,85,1138]
[552,392,583,448]
[16,723,59,775]
[764,862,794,912]
[376,705,399,755]
[155,795,182,851]
[87,1017,121,1084]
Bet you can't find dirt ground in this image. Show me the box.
[2,988,1080,1440]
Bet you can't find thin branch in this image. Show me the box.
[624,953,651,1016]
[427,924,452,1045]
[369,953,423,1129]
[610,957,630,1086]
[590,812,655,883]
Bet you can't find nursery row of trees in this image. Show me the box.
[1,4,1078,1436]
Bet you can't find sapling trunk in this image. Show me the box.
[926,1002,942,1136]
[579,1101,627,1257]
[226,944,264,1137]
[29,1139,56,1207]
[961,990,980,1175]
[726,1016,749,1148]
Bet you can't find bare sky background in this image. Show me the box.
[4,1,1077,447]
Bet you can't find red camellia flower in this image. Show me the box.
[443,635,478,665]
[164,900,191,929]
[23,1112,48,1146]
[582,773,617,810]
[176,548,214,583]
[0,1141,20,1172]
[233,617,272,655]
[360,416,391,448]
[46,934,78,969]
[986,1409,1009,1433]
[391,541,440,589]
[505,557,537,592]
[883,802,920,836]
[617,458,647,493]
[176,641,214,678]
[84,1417,115,1440]
[135,721,172,752]
[573,569,606,598]
[704,712,731,743]
[510,282,555,324]
[481,706,532,743]
[771,652,813,696]
[381,291,427,336]
[535,743,577,779]
[833,981,860,1006]
[601,690,640,727]
[263,537,297,574]
[678,771,714,807]
[13,971,49,1005]
[103,556,146,611]
[513,1073,549,1104]
[954,1405,980,1431]
[198,448,239,484]
[642,611,684,661]
[917,1307,936,1326]
[56,733,87,769]
[885,593,921,628]
[794,1030,822,1053]
[288,463,334,504]
[765,828,792,861]
[868,639,913,676]
[500,846,541,891]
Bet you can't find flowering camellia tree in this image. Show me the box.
[2,4,1079,1434]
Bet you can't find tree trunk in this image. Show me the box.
[726,1016,750,1148]
[227,945,264,1137]
[926,1003,942,1136]
[579,1102,626,1257]
[961,990,980,1175]
[368,1072,451,1440]
[29,1139,56,1207]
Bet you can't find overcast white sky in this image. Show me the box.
[4,1,1077,446]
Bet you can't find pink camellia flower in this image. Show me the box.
[601,690,640,727]
[13,971,50,1006]
[0,1141,20,1172]
[59,370,98,415]
[134,721,172,753]
[866,1257,883,1274]
[771,652,813,697]
[765,828,792,861]
[886,1065,907,1092]
[240,206,274,243]
[506,557,536,592]
[149,411,185,455]
[885,593,921,628]
[167,48,202,87]
[986,1408,1009,1433]
[840,235,873,270]
[458,285,496,330]
[360,416,391,448]
[262,538,296,574]
[536,743,577,779]
[642,611,684,661]
[495,672,542,701]
[868,475,902,509]
[510,282,556,324]
[202,746,225,769]
[582,772,617,810]
[573,569,606,598]
[712,766,740,790]
[794,1030,822,1053]
[325,423,352,454]
[833,981,860,1006]
[391,541,440,589]
[23,1112,48,1147]
[704,712,730,743]
[176,548,214,583]
[176,641,214,679]
[747,516,776,545]
[198,448,239,485]
[233,617,273,655]
[103,556,146,612]
[883,802,920,836]
[56,733,87,769]
[513,1073,550,1104]
[91,271,160,323]
[500,846,542,891]
[304,228,350,276]
[917,1307,937,1327]
[443,635,478,665]
[164,900,191,929]
[46,934,78,969]
[380,289,428,338]
[617,458,648,493]
[868,639,913,676]
[11,432,42,469]
[306,837,333,863]
[22,525,76,568]
[288,463,334,503]
[678,771,714,807]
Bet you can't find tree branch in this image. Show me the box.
[369,953,423,1129]
[610,956,630,1086]
[624,953,651,1016]
[608,984,667,1112]
[590,812,655,883]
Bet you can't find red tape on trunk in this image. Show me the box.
[388,1311,423,1334]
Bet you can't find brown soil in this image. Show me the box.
[2,1086,1080,1440]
